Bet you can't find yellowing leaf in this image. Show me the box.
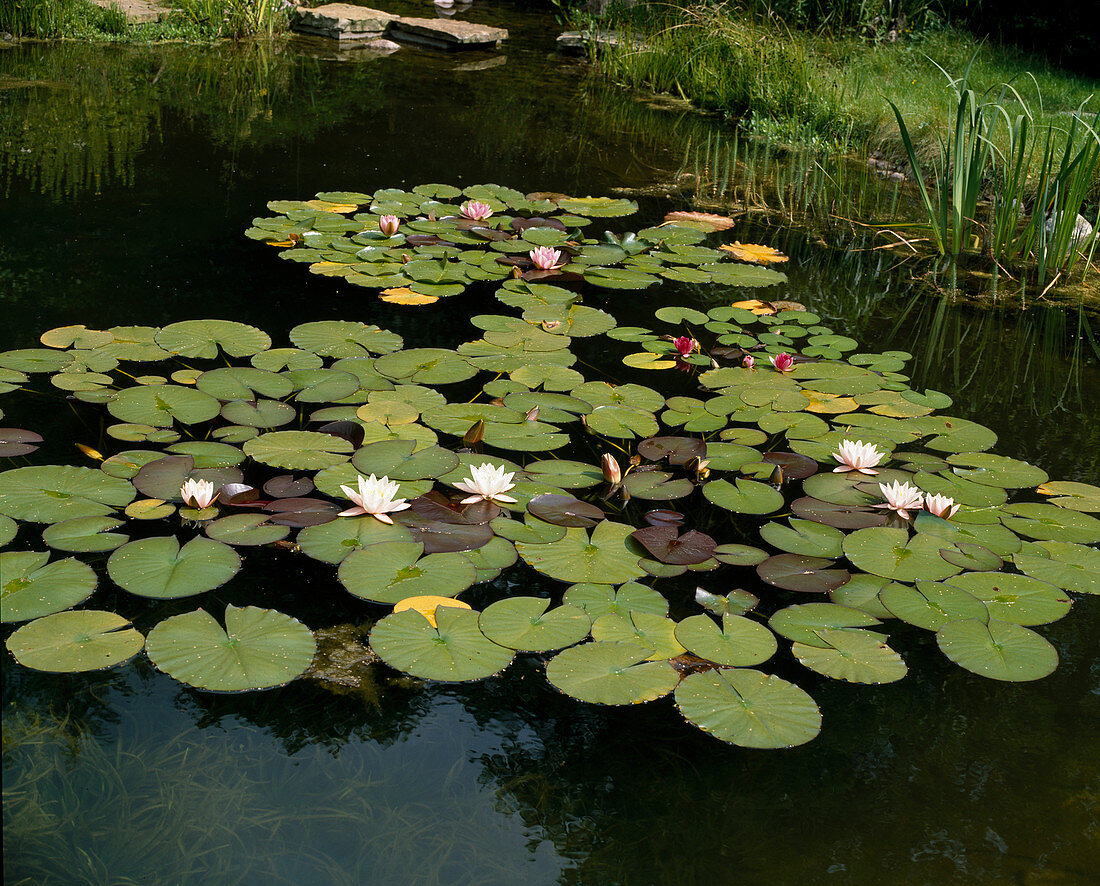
[170,369,201,385]
[125,499,177,520]
[802,391,859,414]
[731,299,777,316]
[720,242,789,264]
[268,239,294,247]
[623,352,677,370]
[309,261,353,277]
[380,287,438,305]
[75,443,104,461]
[393,595,472,627]
[662,211,736,232]
[304,199,358,214]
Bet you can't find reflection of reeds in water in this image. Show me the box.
[3,701,556,885]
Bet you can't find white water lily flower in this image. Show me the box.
[924,493,960,520]
[180,478,216,509]
[832,439,885,475]
[454,462,517,504]
[875,480,924,520]
[339,474,410,523]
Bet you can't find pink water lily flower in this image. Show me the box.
[180,478,216,509]
[924,493,960,520]
[832,440,885,475]
[460,200,493,221]
[338,474,410,523]
[770,352,795,372]
[673,336,698,357]
[742,354,755,369]
[529,246,565,270]
[378,215,400,236]
[875,480,924,520]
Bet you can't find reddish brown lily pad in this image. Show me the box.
[757,554,851,593]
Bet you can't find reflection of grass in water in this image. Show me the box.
[3,701,555,885]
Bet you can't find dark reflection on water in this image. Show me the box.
[2,11,1099,885]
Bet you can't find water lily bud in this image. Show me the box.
[742,354,755,369]
[379,215,400,236]
[601,453,622,484]
[463,419,485,446]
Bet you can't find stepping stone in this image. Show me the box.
[390,16,507,50]
[89,0,166,23]
[291,4,399,42]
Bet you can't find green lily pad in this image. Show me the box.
[828,573,896,619]
[220,399,297,429]
[712,544,770,566]
[517,521,646,585]
[108,384,222,428]
[6,610,144,672]
[1000,503,1100,544]
[338,541,476,603]
[791,629,907,683]
[1,551,98,623]
[205,515,291,547]
[107,536,241,599]
[942,572,1071,625]
[351,440,459,480]
[591,611,685,660]
[296,515,412,564]
[946,452,1048,488]
[843,527,962,582]
[879,581,989,630]
[1036,481,1100,512]
[674,668,821,748]
[769,602,882,647]
[673,614,777,667]
[146,604,316,691]
[0,465,136,522]
[374,348,476,385]
[545,641,679,704]
[41,516,128,553]
[759,519,844,558]
[562,581,669,618]
[1013,542,1100,594]
[0,514,15,547]
[478,598,591,652]
[288,320,403,357]
[243,431,354,471]
[936,619,1058,682]
[369,607,514,682]
[155,320,271,359]
[703,478,785,515]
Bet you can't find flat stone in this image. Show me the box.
[89,0,166,23]
[556,30,640,55]
[290,34,402,58]
[291,4,399,41]
[390,16,507,50]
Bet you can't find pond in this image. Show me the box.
[2,6,1098,885]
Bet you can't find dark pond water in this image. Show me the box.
[2,5,1098,884]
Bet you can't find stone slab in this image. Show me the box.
[556,30,640,55]
[89,0,167,24]
[389,16,507,50]
[291,4,399,40]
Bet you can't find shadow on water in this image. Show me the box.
[2,16,1099,886]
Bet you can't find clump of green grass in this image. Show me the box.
[1,0,129,39]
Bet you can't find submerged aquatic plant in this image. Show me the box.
[1,184,1097,750]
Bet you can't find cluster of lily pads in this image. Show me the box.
[243,182,788,304]
[2,186,1098,750]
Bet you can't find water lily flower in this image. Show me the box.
[832,440,885,475]
[529,246,565,270]
[180,478,216,509]
[454,462,517,504]
[673,336,698,357]
[378,215,400,236]
[875,480,924,520]
[924,493,960,520]
[601,453,622,485]
[742,354,755,370]
[338,473,410,523]
[460,200,493,221]
[770,352,795,372]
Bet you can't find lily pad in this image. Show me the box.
[879,581,989,630]
[843,527,962,582]
[244,431,354,471]
[674,668,821,748]
[369,607,514,682]
[146,604,316,691]
[155,320,271,359]
[673,614,777,667]
[791,629,907,683]
[942,572,1071,625]
[6,610,144,672]
[0,465,136,522]
[545,641,679,704]
[562,581,669,618]
[1,551,98,623]
[517,521,646,585]
[338,541,477,603]
[205,515,291,547]
[591,611,685,660]
[703,478,785,515]
[769,602,882,647]
[478,598,591,652]
[936,619,1058,682]
[757,554,850,593]
[1013,542,1100,594]
[41,516,128,553]
[108,385,222,428]
[107,536,241,599]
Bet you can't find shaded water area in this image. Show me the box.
[2,8,1099,885]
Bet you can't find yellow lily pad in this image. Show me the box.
[720,242,789,264]
[393,595,472,627]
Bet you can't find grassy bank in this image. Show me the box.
[0,0,290,41]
